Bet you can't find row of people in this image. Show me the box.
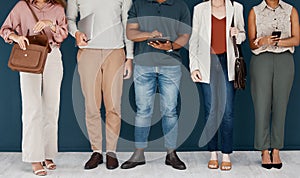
[0,0,299,176]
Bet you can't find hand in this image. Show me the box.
[148,40,172,51]
[9,34,29,50]
[33,20,53,33]
[255,36,279,47]
[191,70,202,82]
[230,27,239,37]
[123,59,133,79]
[149,30,163,38]
[75,31,88,46]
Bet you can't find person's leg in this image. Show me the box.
[158,65,186,170]
[121,65,156,169]
[42,48,63,169]
[134,65,157,149]
[271,52,294,166]
[78,49,104,152]
[250,52,274,167]
[101,49,125,169]
[218,53,235,171]
[202,54,225,161]
[101,49,125,153]
[78,49,104,169]
[158,65,181,150]
[20,72,46,175]
[217,53,235,154]
[20,72,43,162]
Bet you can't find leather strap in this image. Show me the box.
[25,1,46,35]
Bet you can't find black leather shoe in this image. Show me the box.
[84,152,103,169]
[165,151,186,170]
[106,152,119,170]
[121,160,146,169]
[121,149,146,169]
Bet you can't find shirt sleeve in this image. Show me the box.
[122,0,134,59]
[235,3,246,45]
[0,3,21,44]
[51,6,68,43]
[66,0,79,37]
[189,6,200,73]
[127,1,138,24]
[178,3,192,35]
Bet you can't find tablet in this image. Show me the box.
[78,13,95,41]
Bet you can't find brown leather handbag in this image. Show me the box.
[8,1,51,74]
[230,0,247,90]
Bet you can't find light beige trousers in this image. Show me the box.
[77,48,125,153]
[20,47,63,162]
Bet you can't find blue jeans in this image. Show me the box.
[134,65,181,149]
[199,53,235,154]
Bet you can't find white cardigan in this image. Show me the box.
[189,0,246,84]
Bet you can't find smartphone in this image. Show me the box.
[272,31,281,38]
[147,37,170,44]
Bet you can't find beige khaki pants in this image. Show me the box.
[20,47,63,162]
[77,48,125,152]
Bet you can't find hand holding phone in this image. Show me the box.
[147,37,170,44]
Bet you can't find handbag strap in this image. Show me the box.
[25,1,46,35]
[230,0,242,58]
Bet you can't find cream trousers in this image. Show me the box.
[20,47,63,162]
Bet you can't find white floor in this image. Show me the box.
[1,151,300,178]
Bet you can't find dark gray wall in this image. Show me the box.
[0,0,299,152]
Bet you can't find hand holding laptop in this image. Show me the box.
[75,31,88,46]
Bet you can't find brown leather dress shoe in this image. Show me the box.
[84,152,103,169]
[106,152,119,170]
[165,151,186,170]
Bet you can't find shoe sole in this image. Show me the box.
[84,161,103,170]
[165,160,186,170]
[106,164,119,170]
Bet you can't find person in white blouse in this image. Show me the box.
[189,0,245,171]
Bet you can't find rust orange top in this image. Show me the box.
[211,15,226,55]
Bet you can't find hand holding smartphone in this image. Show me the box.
[147,37,170,44]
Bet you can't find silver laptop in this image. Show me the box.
[78,13,95,41]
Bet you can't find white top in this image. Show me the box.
[189,0,246,84]
[252,0,294,55]
[67,0,134,59]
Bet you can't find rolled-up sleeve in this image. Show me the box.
[235,3,246,44]
[122,0,134,59]
[66,0,79,37]
[0,8,19,44]
[52,7,68,43]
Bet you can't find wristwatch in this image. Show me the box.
[166,42,173,52]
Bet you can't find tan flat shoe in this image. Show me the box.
[208,160,219,169]
[220,161,232,171]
